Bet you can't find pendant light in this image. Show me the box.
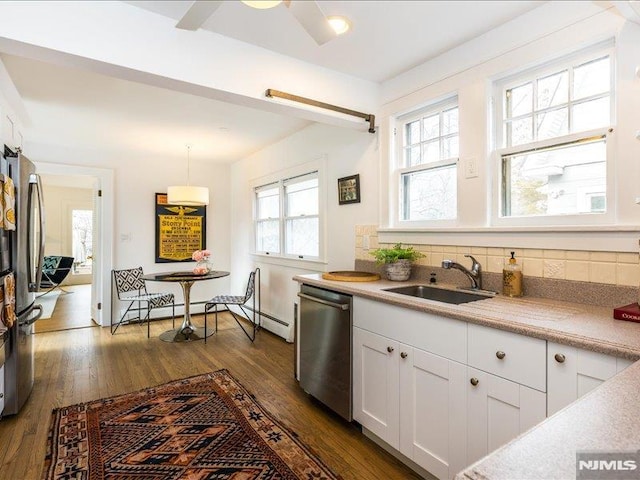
[167,145,209,206]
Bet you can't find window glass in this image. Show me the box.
[286,178,318,217]
[72,209,92,274]
[398,100,459,223]
[537,71,568,110]
[401,164,457,221]
[507,83,533,117]
[499,51,611,220]
[285,217,319,257]
[502,139,606,217]
[573,57,610,100]
[255,171,319,258]
[255,220,280,253]
[256,186,279,219]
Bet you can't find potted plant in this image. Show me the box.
[370,243,424,281]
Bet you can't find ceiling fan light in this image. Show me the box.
[327,16,351,35]
[242,0,282,9]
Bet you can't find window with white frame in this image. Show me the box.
[397,98,459,222]
[254,171,319,259]
[496,48,612,219]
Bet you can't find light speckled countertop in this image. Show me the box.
[294,274,640,480]
[294,274,640,359]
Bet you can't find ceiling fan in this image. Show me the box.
[175,0,343,45]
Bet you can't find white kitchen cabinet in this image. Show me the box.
[354,326,468,479]
[466,367,546,466]
[547,342,634,416]
[353,326,400,448]
[399,346,467,480]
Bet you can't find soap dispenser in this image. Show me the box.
[503,251,523,297]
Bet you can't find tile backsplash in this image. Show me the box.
[355,225,640,288]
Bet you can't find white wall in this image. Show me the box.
[28,141,232,317]
[0,58,26,150]
[230,123,377,340]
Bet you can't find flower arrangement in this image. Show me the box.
[192,249,212,275]
[192,249,211,262]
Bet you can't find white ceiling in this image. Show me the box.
[126,0,544,82]
[2,1,547,165]
[1,54,310,162]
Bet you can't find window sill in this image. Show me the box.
[251,253,328,270]
[377,225,640,252]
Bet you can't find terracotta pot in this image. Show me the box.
[384,259,412,281]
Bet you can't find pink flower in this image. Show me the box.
[191,249,211,262]
[192,266,208,275]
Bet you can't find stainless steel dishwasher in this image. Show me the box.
[297,284,352,421]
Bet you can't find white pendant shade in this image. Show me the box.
[167,185,209,206]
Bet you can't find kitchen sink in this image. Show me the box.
[383,285,495,305]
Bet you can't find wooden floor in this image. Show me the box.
[0,313,421,479]
[35,284,97,333]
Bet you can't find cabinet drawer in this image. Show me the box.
[468,323,546,392]
[354,297,467,363]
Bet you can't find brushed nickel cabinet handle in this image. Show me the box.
[470,378,479,386]
[496,351,506,360]
[400,352,408,359]
[554,353,566,363]
[387,346,394,353]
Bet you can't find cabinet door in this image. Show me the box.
[547,342,622,416]
[353,327,400,448]
[399,346,466,480]
[467,368,546,466]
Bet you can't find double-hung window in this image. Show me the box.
[495,46,613,221]
[255,171,319,259]
[397,98,459,222]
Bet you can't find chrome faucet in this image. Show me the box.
[442,254,482,290]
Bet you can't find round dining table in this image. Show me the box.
[142,270,230,342]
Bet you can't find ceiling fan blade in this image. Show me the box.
[176,0,223,31]
[285,0,337,45]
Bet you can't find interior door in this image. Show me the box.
[91,181,101,325]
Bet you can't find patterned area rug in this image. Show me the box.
[43,369,339,479]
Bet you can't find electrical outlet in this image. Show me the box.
[362,235,370,250]
[464,157,479,179]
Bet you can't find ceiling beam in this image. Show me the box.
[175,1,223,31]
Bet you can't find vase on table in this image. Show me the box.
[192,249,213,275]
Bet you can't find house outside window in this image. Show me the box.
[396,98,459,223]
[254,171,319,259]
[495,47,612,221]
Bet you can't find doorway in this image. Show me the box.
[35,174,97,333]
[33,162,114,329]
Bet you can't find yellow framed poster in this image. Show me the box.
[155,193,206,263]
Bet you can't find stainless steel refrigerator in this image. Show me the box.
[2,148,45,416]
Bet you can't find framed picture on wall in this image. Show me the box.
[338,174,360,205]
[154,193,206,263]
